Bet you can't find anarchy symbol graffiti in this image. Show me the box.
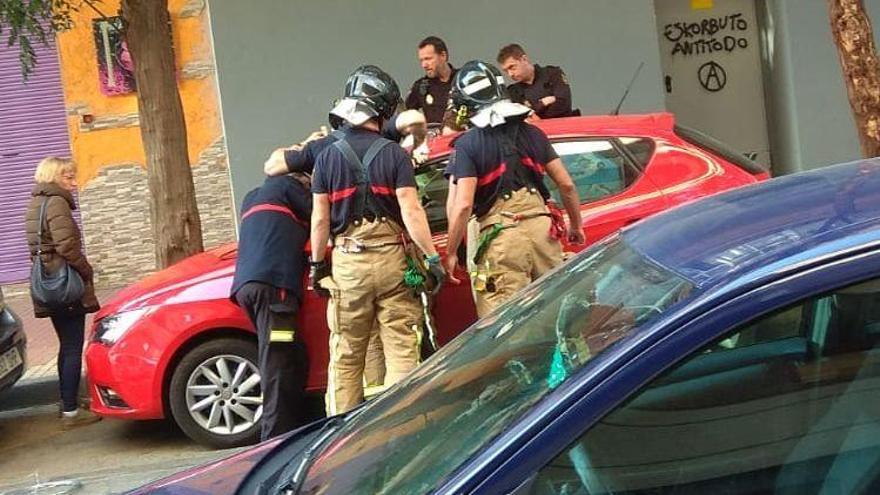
[698,61,727,92]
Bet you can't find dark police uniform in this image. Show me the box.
[312,127,423,414]
[452,118,564,316]
[405,67,458,124]
[507,65,577,119]
[231,175,311,441]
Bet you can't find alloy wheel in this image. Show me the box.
[184,354,263,435]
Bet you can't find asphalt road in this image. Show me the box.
[0,378,239,494]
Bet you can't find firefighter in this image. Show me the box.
[230,172,312,441]
[262,110,427,177]
[309,65,445,415]
[444,60,586,317]
[262,109,428,389]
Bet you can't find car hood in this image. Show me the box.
[97,244,238,319]
[128,434,285,495]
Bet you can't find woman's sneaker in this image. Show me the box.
[60,408,102,430]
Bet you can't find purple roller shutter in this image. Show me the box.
[0,34,72,284]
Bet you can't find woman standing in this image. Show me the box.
[24,157,101,429]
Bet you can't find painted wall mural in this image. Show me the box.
[93,16,136,96]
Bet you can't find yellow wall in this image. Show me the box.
[56,0,222,186]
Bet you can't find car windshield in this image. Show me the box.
[298,237,695,494]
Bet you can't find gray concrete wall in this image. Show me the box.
[207,0,666,210]
[763,0,880,173]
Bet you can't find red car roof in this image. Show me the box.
[427,112,676,159]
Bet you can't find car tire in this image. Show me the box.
[168,337,262,449]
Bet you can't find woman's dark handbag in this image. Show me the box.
[29,198,84,307]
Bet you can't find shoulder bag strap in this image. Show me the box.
[36,198,49,257]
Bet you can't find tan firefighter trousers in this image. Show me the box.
[472,188,563,318]
[322,219,423,415]
[363,327,385,387]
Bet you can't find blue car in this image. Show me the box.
[135,159,880,495]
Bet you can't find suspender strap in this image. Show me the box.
[333,139,366,181]
[362,139,390,169]
[241,203,307,227]
[333,137,393,219]
[496,123,551,202]
[497,124,533,192]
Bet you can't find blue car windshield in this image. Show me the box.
[299,237,694,494]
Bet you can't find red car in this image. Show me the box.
[86,113,768,447]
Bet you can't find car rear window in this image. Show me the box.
[674,124,768,176]
[618,137,655,169]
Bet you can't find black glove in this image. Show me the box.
[309,260,331,298]
[424,254,446,295]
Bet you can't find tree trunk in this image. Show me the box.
[829,0,880,158]
[121,0,203,268]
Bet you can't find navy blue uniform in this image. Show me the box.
[231,175,311,441]
[312,128,417,235]
[284,137,336,175]
[231,175,311,300]
[451,120,558,217]
[284,123,403,174]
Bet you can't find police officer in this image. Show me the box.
[444,60,586,317]
[309,65,445,415]
[496,44,578,119]
[405,36,458,128]
[231,172,311,441]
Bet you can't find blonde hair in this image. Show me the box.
[33,157,76,185]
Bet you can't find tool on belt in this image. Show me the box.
[402,253,441,352]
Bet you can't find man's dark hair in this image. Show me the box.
[497,43,527,64]
[418,36,448,56]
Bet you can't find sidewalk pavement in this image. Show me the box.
[4,284,123,383]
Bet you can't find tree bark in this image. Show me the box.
[121,0,203,268]
[829,0,880,158]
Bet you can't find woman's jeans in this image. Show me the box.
[49,313,86,412]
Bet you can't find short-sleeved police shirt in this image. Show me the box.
[405,66,457,124]
[452,120,559,216]
[231,176,312,300]
[284,121,404,174]
[312,128,417,235]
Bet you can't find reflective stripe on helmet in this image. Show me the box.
[462,76,506,96]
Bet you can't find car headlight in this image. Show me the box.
[94,308,151,345]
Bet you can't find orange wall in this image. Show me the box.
[55,0,223,186]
